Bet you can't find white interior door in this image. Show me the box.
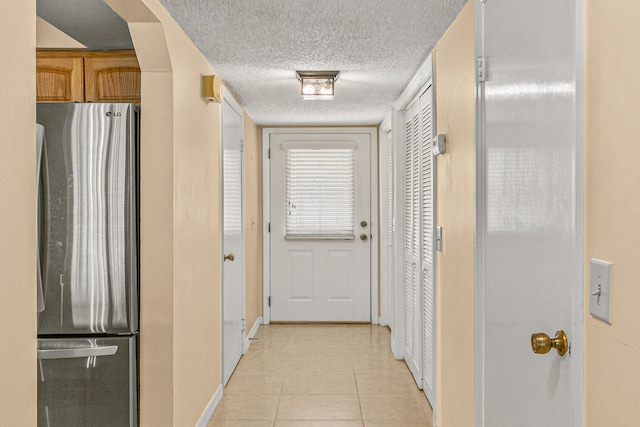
[269,132,371,322]
[401,86,436,398]
[379,127,394,328]
[222,95,245,385]
[419,87,436,405]
[403,99,423,387]
[475,0,583,425]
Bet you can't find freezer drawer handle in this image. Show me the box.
[37,345,118,360]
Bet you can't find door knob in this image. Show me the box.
[224,253,235,262]
[360,220,368,228]
[531,330,568,356]
[360,234,368,241]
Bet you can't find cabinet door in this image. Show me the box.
[85,55,141,104]
[36,56,84,102]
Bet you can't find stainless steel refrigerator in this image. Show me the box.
[36,103,139,427]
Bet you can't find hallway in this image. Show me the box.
[209,324,432,426]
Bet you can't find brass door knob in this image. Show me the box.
[360,220,368,228]
[224,253,235,262]
[360,234,368,241]
[531,330,568,356]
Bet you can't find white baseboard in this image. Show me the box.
[243,316,262,353]
[195,383,223,427]
[392,338,404,360]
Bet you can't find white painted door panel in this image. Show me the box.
[403,99,423,387]
[419,87,436,405]
[476,0,583,425]
[380,128,394,328]
[270,133,371,322]
[402,86,436,400]
[222,97,244,385]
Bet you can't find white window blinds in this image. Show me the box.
[285,147,355,239]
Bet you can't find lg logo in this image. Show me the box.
[106,111,122,117]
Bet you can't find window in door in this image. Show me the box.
[284,146,355,240]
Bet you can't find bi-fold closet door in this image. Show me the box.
[402,85,436,405]
[379,127,394,328]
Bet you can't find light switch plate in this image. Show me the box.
[590,259,612,324]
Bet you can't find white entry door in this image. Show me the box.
[475,0,583,425]
[222,94,245,385]
[269,132,371,322]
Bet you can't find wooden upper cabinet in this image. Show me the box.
[36,50,141,104]
[84,53,141,104]
[36,55,84,102]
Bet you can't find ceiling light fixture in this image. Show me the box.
[296,71,340,101]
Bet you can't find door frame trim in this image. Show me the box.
[473,0,585,424]
[379,113,393,329]
[572,3,586,424]
[391,54,433,362]
[262,127,379,324]
[221,86,246,385]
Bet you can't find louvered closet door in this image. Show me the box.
[403,100,423,387]
[420,87,436,404]
[379,129,394,327]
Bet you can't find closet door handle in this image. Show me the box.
[36,124,45,313]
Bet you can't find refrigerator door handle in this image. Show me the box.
[36,123,45,314]
[37,345,118,360]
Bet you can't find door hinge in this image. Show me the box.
[268,296,271,307]
[242,318,246,332]
[268,222,271,233]
[241,140,245,152]
[477,57,487,82]
[268,148,271,159]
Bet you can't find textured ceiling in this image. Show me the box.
[36,0,466,125]
[159,0,467,126]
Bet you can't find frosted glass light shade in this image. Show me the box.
[297,71,340,100]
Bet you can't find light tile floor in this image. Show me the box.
[208,324,433,427]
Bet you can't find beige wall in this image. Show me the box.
[584,1,640,425]
[36,16,86,49]
[108,0,223,425]
[244,114,263,330]
[0,1,37,425]
[432,2,475,426]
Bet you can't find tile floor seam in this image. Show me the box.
[273,394,282,424]
[355,371,366,423]
[210,323,431,426]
